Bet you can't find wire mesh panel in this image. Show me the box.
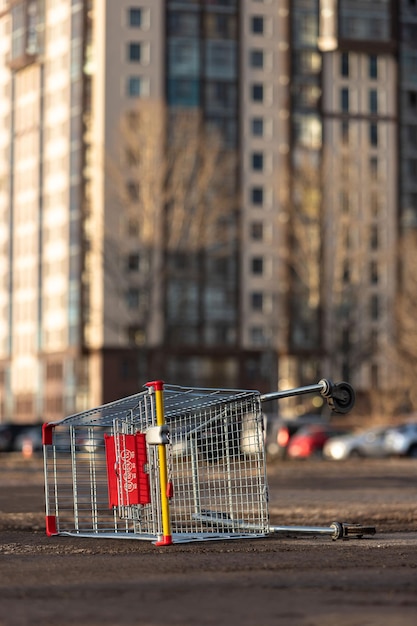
[43,383,269,544]
[43,389,162,540]
[164,385,269,541]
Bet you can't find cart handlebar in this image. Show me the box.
[260,379,355,414]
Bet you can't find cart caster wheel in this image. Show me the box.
[327,382,355,414]
[330,521,376,540]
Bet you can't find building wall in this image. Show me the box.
[321,49,398,393]
[239,0,290,364]
[0,0,414,422]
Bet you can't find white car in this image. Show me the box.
[384,422,417,458]
[240,412,266,456]
[323,426,390,461]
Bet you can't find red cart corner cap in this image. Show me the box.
[146,380,164,391]
[42,423,54,446]
[45,515,58,536]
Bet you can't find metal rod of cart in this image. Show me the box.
[43,378,375,545]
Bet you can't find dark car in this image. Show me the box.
[287,424,350,459]
[0,423,41,453]
[0,424,14,452]
[266,414,329,459]
[13,425,43,454]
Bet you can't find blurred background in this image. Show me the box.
[0,0,417,435]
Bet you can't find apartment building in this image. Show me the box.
[0,0,283,423]
[319,0,399,403]
[0,0,415,423]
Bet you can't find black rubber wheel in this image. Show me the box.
[344,524,377,538]
[327,382,356,414]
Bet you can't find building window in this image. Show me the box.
[408,125,417,147]
[342,260,350,283]
[129,8,142,27]
[250,49,264,68]
[341,120,349,143]
[252,152,264,171]
[168,79,199,107]
[10,0,44,67]
[369,55,378,79]
[370,260,378,284]
[296,50,321,74]
[294,84,321,108]
[121,358,137,380]
[126,147,138,166]
[251,292,263,311]
[127,181,139,200]
[252,83,264,102]
[340,190,349,212]
[128,42,141,62]
[408,158,417,178]
[298,13,317,45]
[410,192,417,210]
[369,89,378,114]
[341,52,349,77]
[370,224,378,250]
[408,90,417,108]
[127,217,139,237]
[251,186,264,205]
[369,123,378,146]
[46,362,63,380]
[127,253,140,271]
[126,288,140,309]
[341,87,349,112]
[293,114,322,148]
[127,76,142,97]
[127,326,145,346]
[252,117,264,136]
[250,326,266,345]
[251,257,264,275]
[369,157,378,180]
[251,16,264,34]
[370,192,380,216]
[205,13,237,39]
[370,294,379,320]
[251,222,263,240]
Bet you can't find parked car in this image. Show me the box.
[13,425,43,455]
[287,424,349,459]
[384,422,417,458]
[323,426,390,461]
[240,412,267,456]
[266,414,329,459]
[0,424,14,452]
[0,423,40,453]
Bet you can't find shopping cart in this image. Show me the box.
[43,379,375,546]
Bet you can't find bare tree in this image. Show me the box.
[382,230,417,413]
[102,99,238,367]
[279,148,396,416]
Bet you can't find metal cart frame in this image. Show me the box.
[43,379,375,546]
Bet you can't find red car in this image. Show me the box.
[287,424,349,459]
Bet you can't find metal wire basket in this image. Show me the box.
[43,379,374,545]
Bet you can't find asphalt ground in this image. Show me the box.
[0,454,416,626]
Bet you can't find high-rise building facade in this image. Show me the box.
[0,0,415,423]
[319,0,399,405]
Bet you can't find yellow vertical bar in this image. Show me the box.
[146,380,173,546]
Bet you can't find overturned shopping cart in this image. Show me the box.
[43,379,375,545]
